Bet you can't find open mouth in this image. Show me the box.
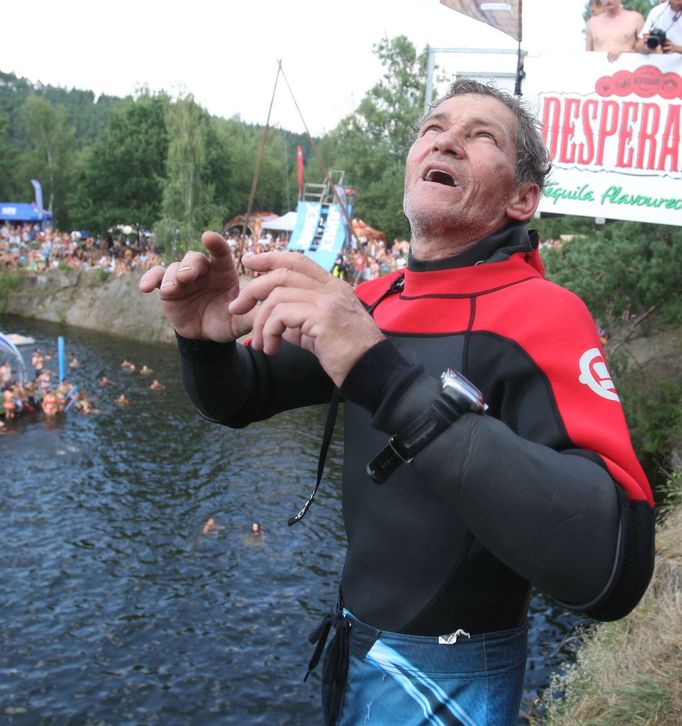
[424,169,457,187]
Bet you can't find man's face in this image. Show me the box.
[603,0,621,11]
[403,94,520,243]
[669,0,682,12]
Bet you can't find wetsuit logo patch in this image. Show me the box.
[578,348,620,401]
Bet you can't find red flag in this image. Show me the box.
[440,0,522,42]
[296,146,304,198]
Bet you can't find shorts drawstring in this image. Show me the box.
[305,609,351,724]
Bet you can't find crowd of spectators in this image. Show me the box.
[209,230,412,286]
[227,232,290,257]
[0,220,563,293]
[1,223,412,287]
[0,222,162,276]
[331,238,410,285]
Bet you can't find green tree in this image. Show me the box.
[542,221,682,327]
[204,117,236,221]
[71,92,169,234]
[322,35,429,243]
[356,35,429,161]
[254,130,296,214]
[154,95,218,255]
[22,95,77,226]
[0,114,20,199]
[215,119,292,220]
[624,0,656,17]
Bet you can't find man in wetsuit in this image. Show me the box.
[140,80,655,725]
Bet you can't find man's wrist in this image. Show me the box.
[367,369,486,484]
[340,339,422,415]
[176,332,236,361]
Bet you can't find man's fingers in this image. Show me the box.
[139,263,186,295]
[248,287,318,350]
[139,265,166,292]
[242,251,331,282]
[176,250,211,283]
[201,231,231,255]
[201,232,234,266]
[258,302,312,356]
[139,233,226,292]
[229,268,322,314]
[231,250,341,314]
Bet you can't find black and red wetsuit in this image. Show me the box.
[178,223,654,636]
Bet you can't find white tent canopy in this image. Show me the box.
[0,331,28,385]
[260,210,297,234]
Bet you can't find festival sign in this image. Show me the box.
[524,52,682,226]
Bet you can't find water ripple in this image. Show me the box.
[0,313,581,723]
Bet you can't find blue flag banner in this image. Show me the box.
[289,202,321,252]
[287,201,351,271]
[31,179,45,213]
[312,204,346,271]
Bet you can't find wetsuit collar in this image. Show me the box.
[407,222,537,272]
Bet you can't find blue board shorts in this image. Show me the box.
[310,608,528,726]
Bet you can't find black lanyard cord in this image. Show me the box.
[287,273,406,525]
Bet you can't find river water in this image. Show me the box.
[0,313,585,724]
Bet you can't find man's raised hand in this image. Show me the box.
[229,252,385,387]
[139,231,254,343]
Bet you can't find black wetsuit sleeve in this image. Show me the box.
[342,340,655,621]
[177,334,334,427]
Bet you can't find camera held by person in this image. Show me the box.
[646,27,667,49]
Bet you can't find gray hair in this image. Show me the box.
[425,79,551,191]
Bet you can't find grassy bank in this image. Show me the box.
[0,269,24,313]
[536,476,682,725]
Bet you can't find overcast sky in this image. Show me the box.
[1,1,588,135]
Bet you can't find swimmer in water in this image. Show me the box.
[2,386,17,420]
[149,379,165,391]
[202,517,227,536]
[42,389,60,417]
[116,393,130,407]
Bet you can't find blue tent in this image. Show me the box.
[0,202,52,223]
[0,180,53,225]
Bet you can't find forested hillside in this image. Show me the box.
[0,69,312,241]
[1,34,436,246]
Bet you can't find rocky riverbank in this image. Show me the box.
[4,267,682,372]
[2,268,177,344]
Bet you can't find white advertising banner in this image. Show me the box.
[524,52,682,226]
